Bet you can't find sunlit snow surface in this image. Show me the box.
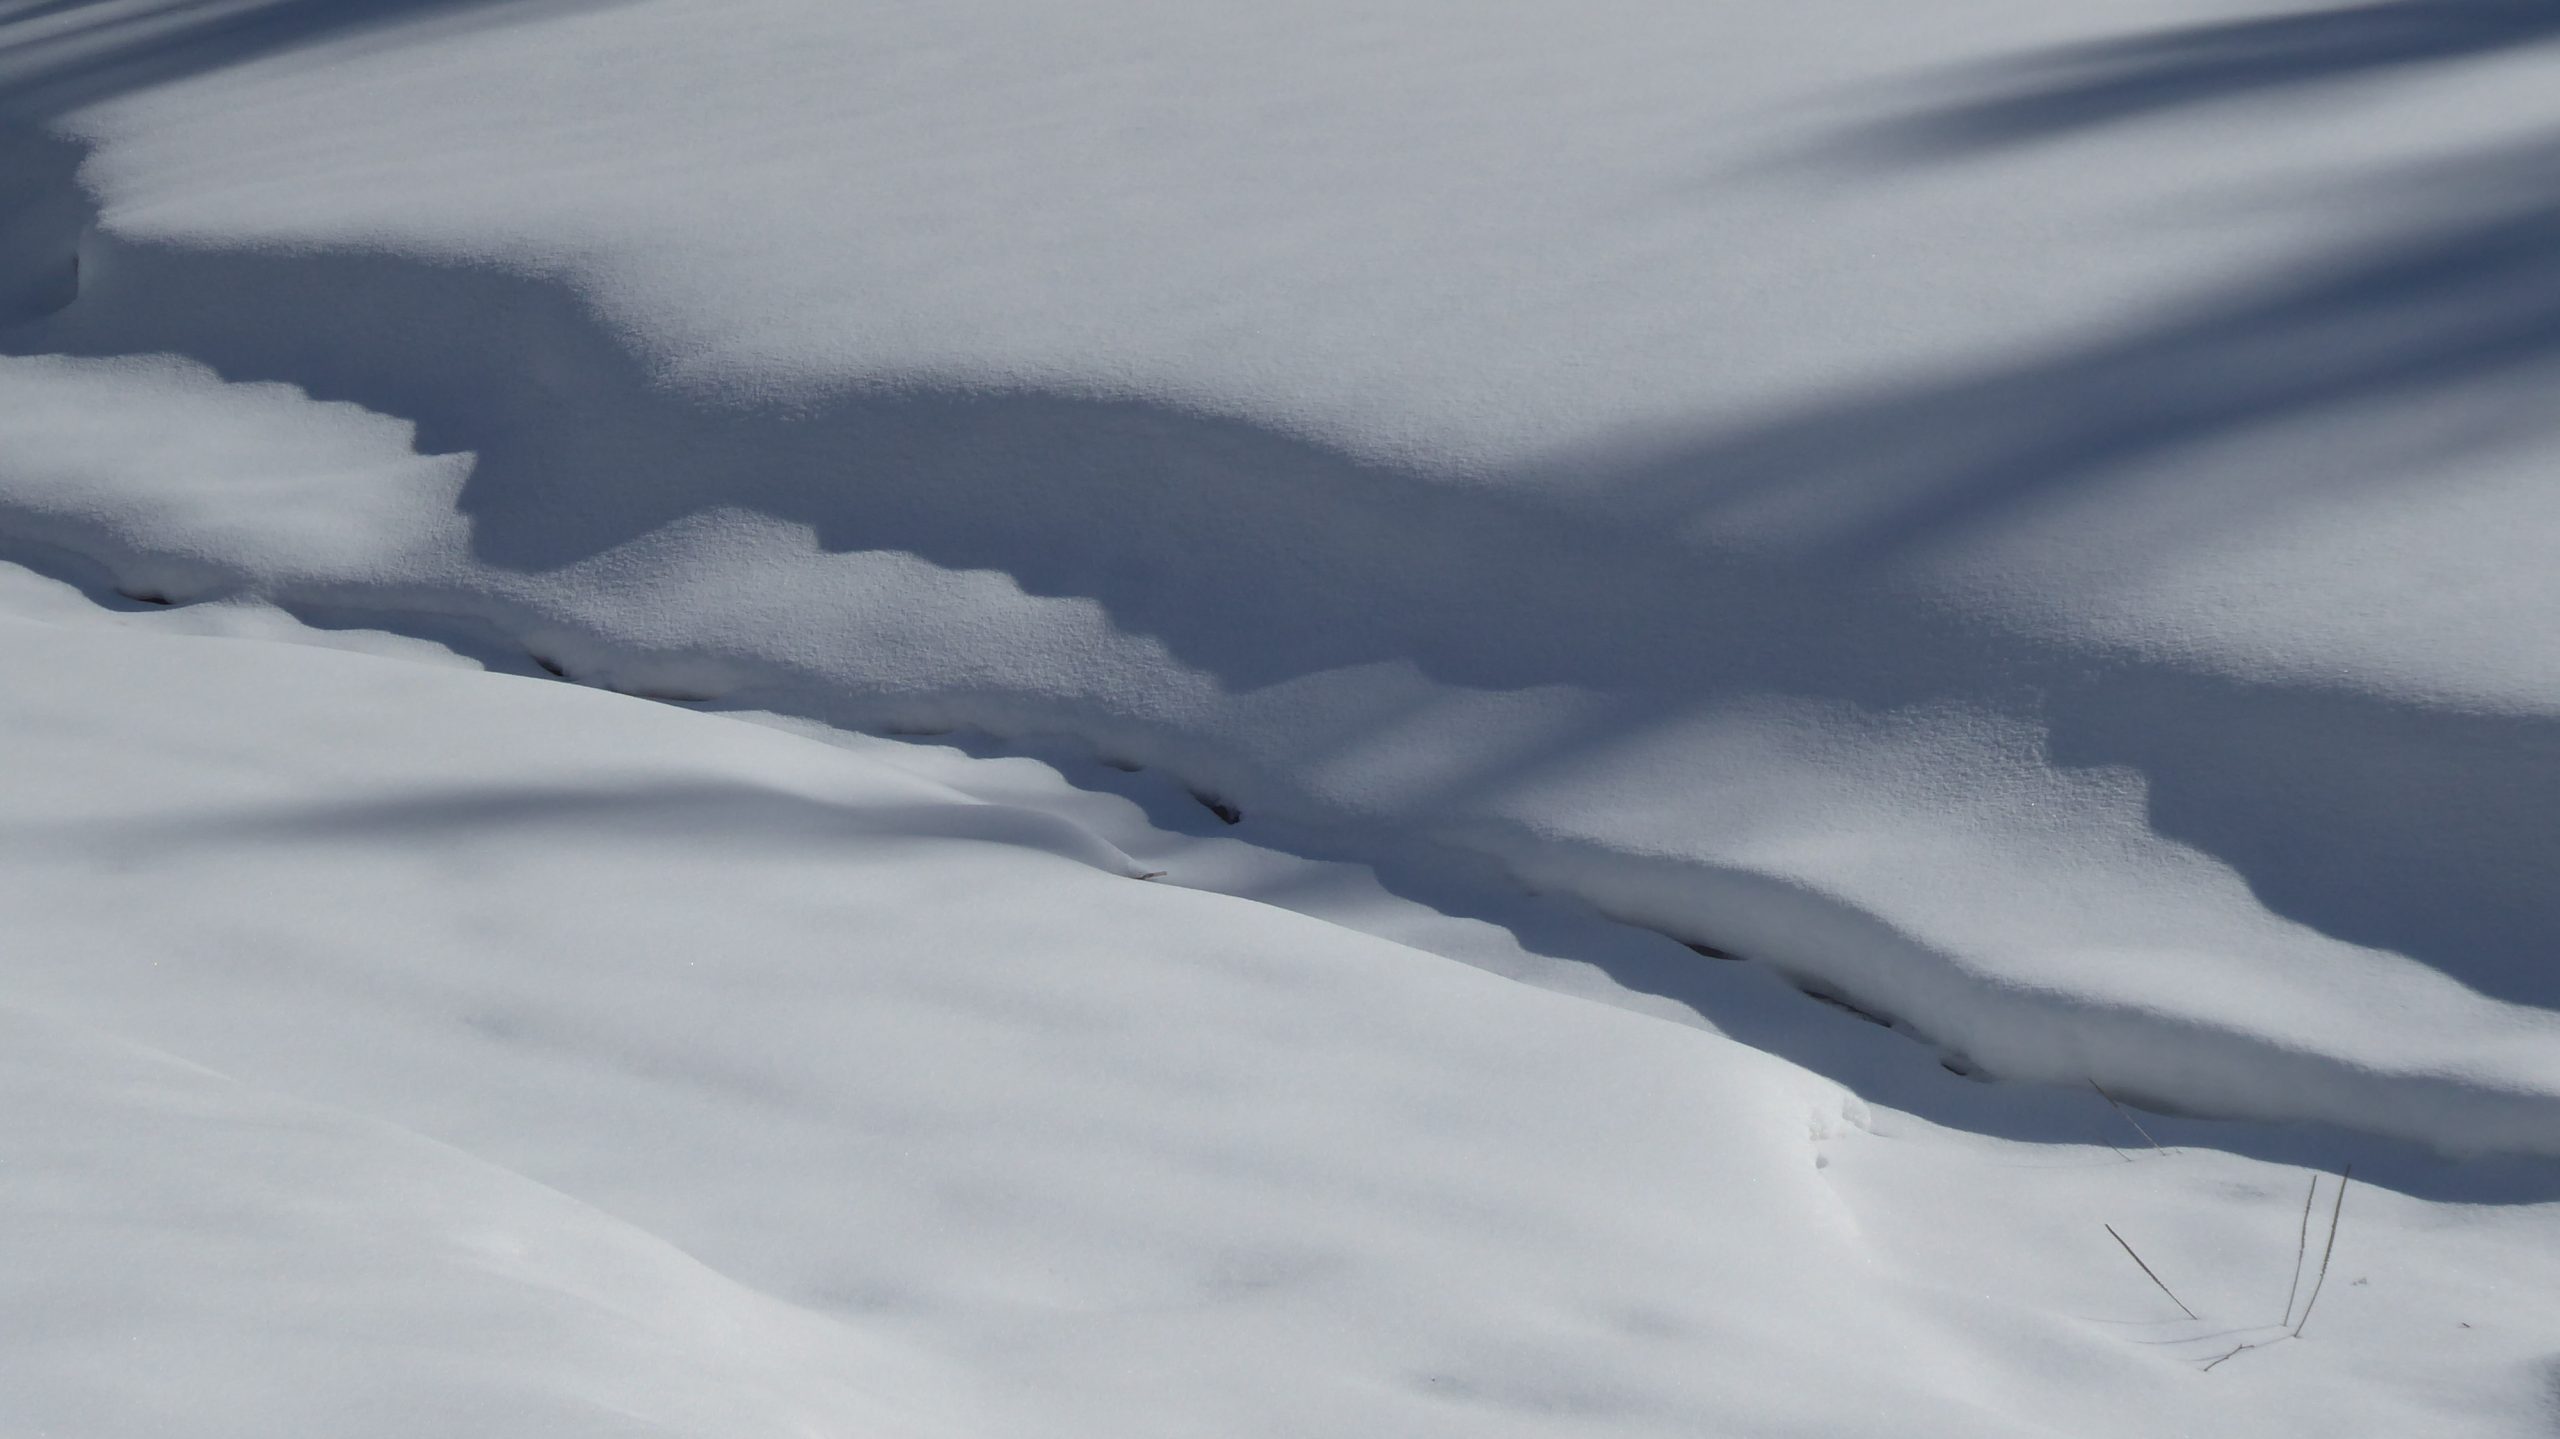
[6,591,2559,1437]
[4,0,2560,1432]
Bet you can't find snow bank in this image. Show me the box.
[4,0,2559,1156]
[10,606,2556,1436]
[0,613,2053,1436]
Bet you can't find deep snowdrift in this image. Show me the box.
[7,596,2558,1436]
[4,0,2559,1152]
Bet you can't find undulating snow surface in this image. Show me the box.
[5,596,2559,1437]
[4,0,2559,1431]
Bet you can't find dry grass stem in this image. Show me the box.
[2105,1222,2199,1320]
[2279,1173,2318,1328]
[2291,1165,2353,1338]
[2090,1080,2167,1152]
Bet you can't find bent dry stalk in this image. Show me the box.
[2204,1163,2356,1374]
[2090,1080,2167,1152]
[2292,1166,2353,1338]
[2280,1173,2318,1329]
[2104,1223,2198,1320]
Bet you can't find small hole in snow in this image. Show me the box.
[528,654,568,678]
[1190,791,1242,825]
[1682,940,1743,961]
[114,588,173,606]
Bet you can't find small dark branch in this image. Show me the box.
[1132,870,1168,882]
[2091,1080,2167,1151]
[2280,1173,2319,1329]
[2292,1165,2352,1338]
[2105,1223,2198,1320]
[2201,1337,2283,1374]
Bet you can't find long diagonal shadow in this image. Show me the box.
[0,0,626,121]
[1828,0,2560,160]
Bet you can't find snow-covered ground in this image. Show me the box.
[8,583,2560,1437]
[5,0,2559,1432]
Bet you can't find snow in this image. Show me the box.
[5,601,2558,1437]
[0,1008,968,1439]
[5,0,2560,1431]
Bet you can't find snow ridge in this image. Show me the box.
[5,208,2559,1157]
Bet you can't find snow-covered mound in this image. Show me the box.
[7,596,2558,1436]
[5,0,2558,1153]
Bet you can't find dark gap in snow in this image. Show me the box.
[1681,939,1745,961]
[601,679,721,704]
[112,587,172,606]
[527,653,567,678]
[1798,985,1895,1029]
[2090,1082,2211,1126]
[1190,791,1242,825]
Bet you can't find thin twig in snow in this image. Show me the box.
[2105,1223,2198,1320]
[2091,1080,2167,1152]
[2202,1339,2271,1373]
[2280,1173,2318,1329]
[2291,1166,2352,1338]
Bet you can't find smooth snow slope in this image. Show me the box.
[4,2,2558,1150]
[0,1008,972,1439]
[6,593,2559,1438]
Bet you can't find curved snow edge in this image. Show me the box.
[1479,838,2560,1159]
[7,221,2558,1160]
